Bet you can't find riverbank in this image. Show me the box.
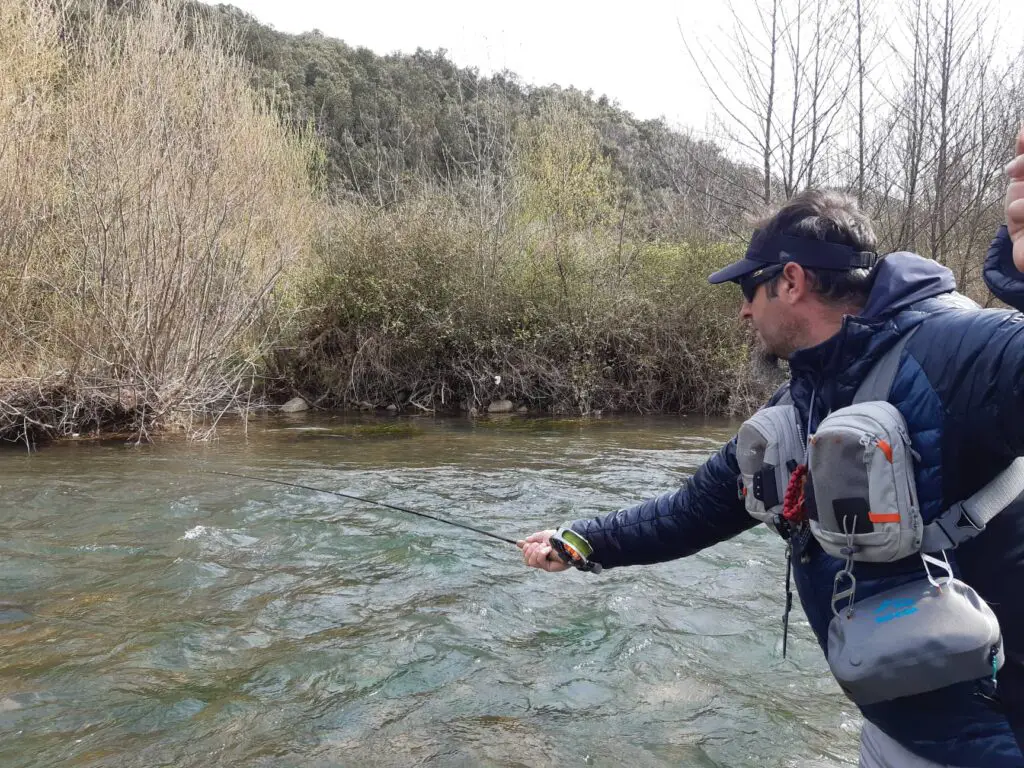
[0,360,780,448]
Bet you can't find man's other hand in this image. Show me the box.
[1006,124,1024,272]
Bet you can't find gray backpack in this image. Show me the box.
[806,326,1024,704]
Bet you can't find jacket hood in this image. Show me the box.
[788,250,958,421]
[860,251,956,319]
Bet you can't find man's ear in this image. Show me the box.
[779,262,808,303]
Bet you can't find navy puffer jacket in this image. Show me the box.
[572,226,1024,766]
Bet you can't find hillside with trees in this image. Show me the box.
[0,0,1020,444]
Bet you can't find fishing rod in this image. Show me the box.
[208,471,599,570]
[208,470,517,546]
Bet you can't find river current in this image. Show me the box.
[0,413,860,767]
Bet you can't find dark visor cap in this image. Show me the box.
[708,232,878,285]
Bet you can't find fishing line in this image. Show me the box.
[208,470,517,546]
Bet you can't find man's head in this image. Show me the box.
[710,190,879,361]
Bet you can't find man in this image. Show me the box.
[519,127,1024,767]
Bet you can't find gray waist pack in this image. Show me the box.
[827,574,1003,705]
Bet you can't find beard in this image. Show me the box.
[751,338,782,373]
[746,329,788,390]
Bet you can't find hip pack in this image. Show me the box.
[826,576,1003,705]
[737,324,1024,705]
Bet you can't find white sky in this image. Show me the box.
[206,0,1024,134]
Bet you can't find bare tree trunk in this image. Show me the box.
[763,0,779,203]
[855,0,866,204]
[892,0,931,249]
[929,0,955,263]
[783,0,803,198]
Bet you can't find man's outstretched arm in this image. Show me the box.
[519,437,757,571]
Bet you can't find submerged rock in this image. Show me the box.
[281,397,309,413]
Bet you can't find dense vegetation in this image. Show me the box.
[208,3,766,417]
[1,0,1019,445]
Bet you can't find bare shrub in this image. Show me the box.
[0,0,65,374]
[0,0,319,444]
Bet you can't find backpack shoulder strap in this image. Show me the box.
[853,325,920,404]
[922,458,1024,552]
[776,384,793,406]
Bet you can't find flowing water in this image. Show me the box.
[0,413,861,767]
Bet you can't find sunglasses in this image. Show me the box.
[739,264,785,303]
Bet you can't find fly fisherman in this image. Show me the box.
[519,126,1024,766]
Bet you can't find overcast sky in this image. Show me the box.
[205,0,1024,133]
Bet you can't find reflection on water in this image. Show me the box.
[0,414,860,767]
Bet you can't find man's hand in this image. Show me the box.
[1006,124,1024,272]
[516,529,570,572]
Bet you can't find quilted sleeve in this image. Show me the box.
[569,437,758,569]
[983,225,1024,310]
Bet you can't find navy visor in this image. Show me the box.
[708,233,878,285]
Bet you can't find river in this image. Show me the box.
[0,413,860,767]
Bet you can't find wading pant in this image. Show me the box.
[860,721,950,767]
